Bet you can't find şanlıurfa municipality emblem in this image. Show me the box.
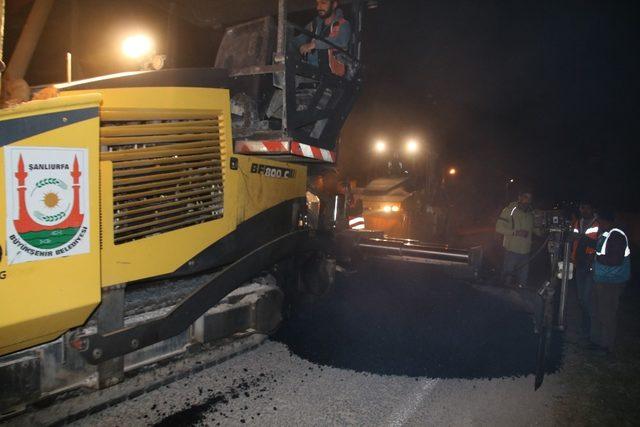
[4,147,90,264]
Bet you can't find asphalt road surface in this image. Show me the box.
[63,261,566,426]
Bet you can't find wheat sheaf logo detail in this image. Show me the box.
[5,147,90,264]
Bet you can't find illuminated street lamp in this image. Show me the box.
[405,139,419,154]
[122,34,166,70]
[373,140,387,154]
[448,167,457,176]
[122,34,155,59]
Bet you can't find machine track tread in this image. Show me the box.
[5,335,267,426]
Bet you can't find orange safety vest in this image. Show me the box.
[327,18,348,77]
[571,217,600,261]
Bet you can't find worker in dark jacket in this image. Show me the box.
[571,201,600,336]
[496,191,542,288]
[296,0,352,77]
[589,210,631,352]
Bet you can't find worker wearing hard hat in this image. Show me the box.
[496,191,542,288]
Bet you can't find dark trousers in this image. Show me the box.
[590,282,626,350]
[502,250,529,287]
[575,266,594,334]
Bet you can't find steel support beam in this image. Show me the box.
[96,285,125,388]
[0,0,6,85]
[5,0,54,80]
[275,0,288,131]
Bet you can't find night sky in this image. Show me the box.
[4,0,639,212]
[340,0,639,212]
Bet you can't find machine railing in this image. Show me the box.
[230,0,367,157]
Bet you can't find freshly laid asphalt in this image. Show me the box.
[67,260,567,426]
[274,261,562,379]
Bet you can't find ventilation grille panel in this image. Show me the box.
[100,109,225,245]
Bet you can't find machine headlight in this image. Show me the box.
[382,205,400,213]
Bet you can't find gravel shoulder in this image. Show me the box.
[552,283,640,426]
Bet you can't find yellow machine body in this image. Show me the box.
[0,94,102,356]
[0,87,306,356]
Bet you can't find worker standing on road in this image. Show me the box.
[589,210,631,353]
[296,0,352,77]
[571,202,600,336]
[496,191,541,288]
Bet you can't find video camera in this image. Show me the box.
[535,209,572,233]
[535,209,575,259]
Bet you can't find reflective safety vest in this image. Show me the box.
[571,217,600,261]
[327,17,348,77]
[310,12,349,77]
[495,202,535,255]
[593,228,631,284]
[348,216,365,230]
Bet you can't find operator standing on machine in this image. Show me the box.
[571,201,600,337]
[496,190,542,288]
[296,0,351,77]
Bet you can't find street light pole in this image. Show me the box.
[505,178,515,202]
